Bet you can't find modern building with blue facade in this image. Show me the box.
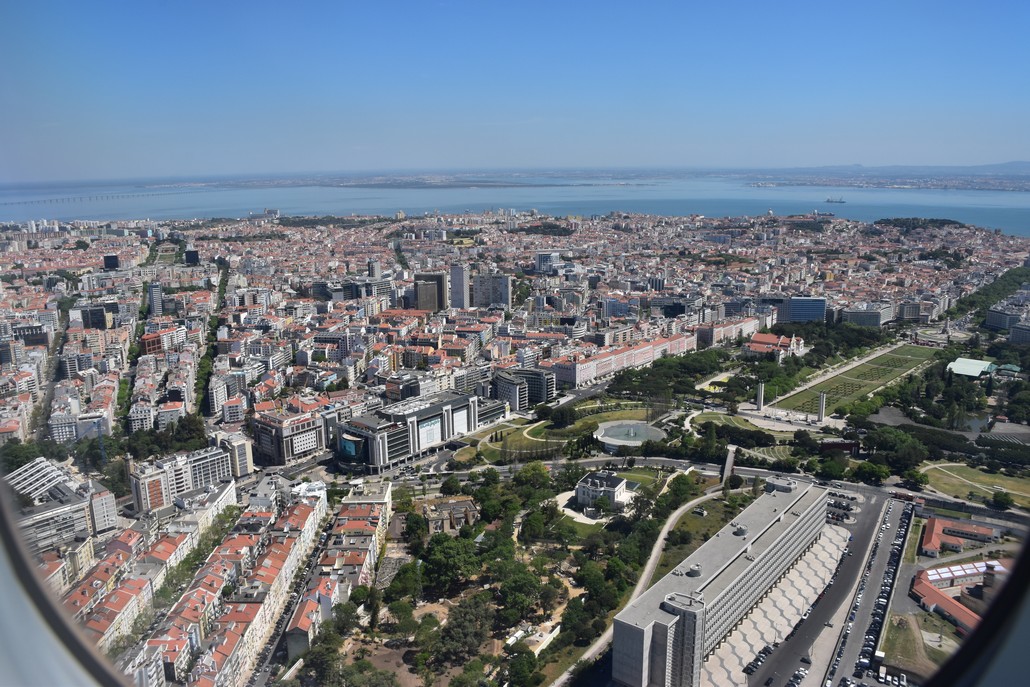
[788,296,827,323]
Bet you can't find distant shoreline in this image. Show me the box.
[2,172,1028,235]
[748,179,1030,193]
[5,164,1030,193]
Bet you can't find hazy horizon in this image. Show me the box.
[5,161,1030,189]
[2,2,1029,184]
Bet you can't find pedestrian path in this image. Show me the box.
[702,525,849,686]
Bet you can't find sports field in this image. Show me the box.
[776,345,936,413]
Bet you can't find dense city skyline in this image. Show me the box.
[2,201,1029,686]
[3,2,1030,183]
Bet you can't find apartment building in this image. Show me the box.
[493,369,529,412]
[250,408,325,466]
[129,447,233,513]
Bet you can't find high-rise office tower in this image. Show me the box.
[414,272,448,312]
[414,281,439,312]
[147,282,163,317]
[788,296,827,323]
[450,264,470,309]
[536,251,560,274]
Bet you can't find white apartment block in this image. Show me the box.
[129,447,233,513]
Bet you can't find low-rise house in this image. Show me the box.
[575,470,629,511]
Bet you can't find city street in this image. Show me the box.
[249,516,336,687]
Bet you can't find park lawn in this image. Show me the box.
[752,445,796,462]
[924,467,979,501]
[693,412,796,440]
[478,444,502,463]
[694,412,754,429]
[776,346,934,413]
[493,428,565,454]
[529,408,650,441]
[526,422,550,439]
[895,344,939,360]
[559,515,606,538]
[937,464,1030,501]
[468,418,531,441]
[465,426,502,442]
[617,469,659,489]
[568,408,648,432]
[924,464,1030,509]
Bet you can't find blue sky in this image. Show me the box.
[1,1,1028,183]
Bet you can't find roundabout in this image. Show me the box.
[914,318,972,346]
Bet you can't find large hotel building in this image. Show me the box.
[613,479,828,687]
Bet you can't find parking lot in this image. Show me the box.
[833,498,915,687]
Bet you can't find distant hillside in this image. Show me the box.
[783,162,1030,177]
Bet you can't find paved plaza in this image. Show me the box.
[702,524,850,687]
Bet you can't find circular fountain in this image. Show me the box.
[593,420,667,453]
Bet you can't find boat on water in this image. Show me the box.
[825,197,846,203]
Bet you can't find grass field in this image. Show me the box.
[882,612,955,676]
[528,408,650,440]
[617,469,660,489]
[559,515,605,538]
[905,519,924,564]
[693,412,797,440]
[923,464,1030,509]
[694,412,757,429]
[930,507,972,520]
[881,614,918,663]
[751,445,796,462]
[456,408,654,464]
[776,345,936,413]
